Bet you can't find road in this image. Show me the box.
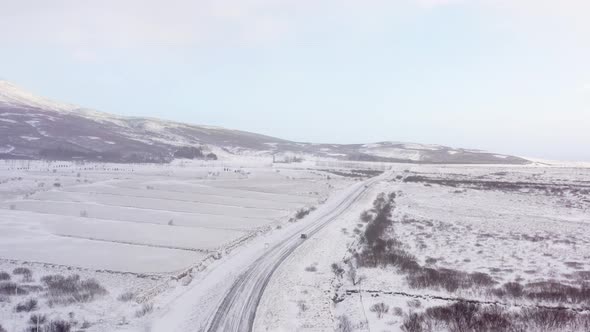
[205,178,378,332]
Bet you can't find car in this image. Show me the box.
[300,233,308,239]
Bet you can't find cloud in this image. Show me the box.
[1,0,589,48]
[0,0,305,47]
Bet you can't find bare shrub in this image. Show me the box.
[425,257,438,265]
[0,324,6,332]
[473,306,512,331]
[42,274,107,305]
[469,272,496,287]
[370,302,390,319]
[492,280,590,305]
[406,267,496,293]
[407,299,421,309]
[45,319,71,332]
[402,312,424,332]
[0,272,10,281]
[292,206,316,222]
[407,268,461,292]
[79,210,88,218]
[9,204,16,210]
[15,298,38,312]
[346,263,361,285]
[336,315,353,332]
[331,263,344,278]
[393,307,404,316]
[135,303,154,318]
[117,291,135,302]
[524,281,590,304]
[0,281,28,296]
[494,282,524,298]
[408,302,590,332]
[426,302,480,332]
[13,267,32,276]
[29,313,48,327]
[521,307,575,330]
[297,300,308,313]
[305,265,317,272]
[360,210,373,223]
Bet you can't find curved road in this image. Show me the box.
[205,178,378,332]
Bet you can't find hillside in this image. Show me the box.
[0,81,529,164]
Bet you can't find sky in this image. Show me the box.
[1,0,589,161]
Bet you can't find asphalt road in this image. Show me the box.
[206,178,377,332]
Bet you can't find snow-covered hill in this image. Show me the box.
[0,80,529,164]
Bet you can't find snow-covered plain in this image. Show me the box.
[253,163,590,332]
[0,158,355,331]
[2,159,589,332]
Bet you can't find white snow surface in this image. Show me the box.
[0,80,79,112]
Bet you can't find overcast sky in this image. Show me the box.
[1,0,589,161]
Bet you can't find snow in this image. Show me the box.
[0,80,79,112]
[20,136,40,141]
[251,164,590,331]
[2,157,587,331]
[362,147,424,161]
[0,145,15,153]
[0,159,358,331]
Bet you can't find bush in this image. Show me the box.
[524,281,590,304]
[0,272,10,281]
[336,315,353,332]
[42,274,107,305]
[135,303,154,318]
[305,265,317,272]
[45,320,71,332]
[297,300,308,313]
[331,263,344,278]
[522,307,577,330]
[294,207,315,220]
[402,312,424,332]
[496,282,524,298]
[15,298,38,312]
[360,210,373,223]
[29,313,48,326]
[117,291,135,302]
[370,302,389,319]
[405,302,590,332]
[0,281,28,295]
[491,280,590,305]
[407,299,421,309]
[13,267,32,276]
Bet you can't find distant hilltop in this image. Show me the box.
[0,80,529,165]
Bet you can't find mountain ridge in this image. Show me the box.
[0,80,529,164]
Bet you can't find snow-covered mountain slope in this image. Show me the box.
[0,80,529,164]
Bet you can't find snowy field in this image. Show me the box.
[3,159,589,332]
[0,159,357,331]
[0,159,339,273]
[254,163,590,332]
